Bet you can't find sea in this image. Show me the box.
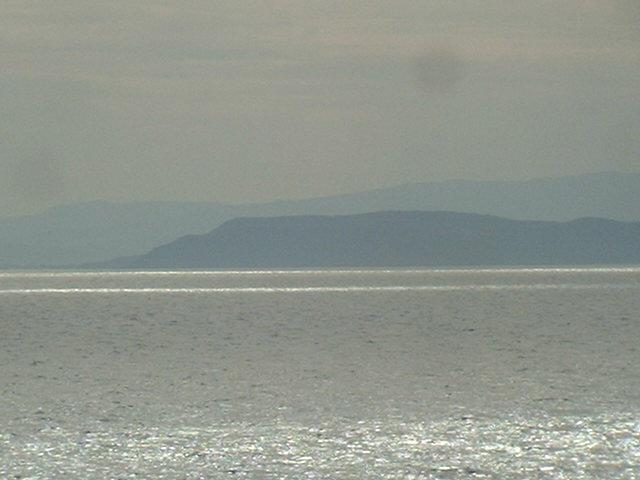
[1,267,639,479]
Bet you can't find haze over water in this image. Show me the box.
[2,268,639,478]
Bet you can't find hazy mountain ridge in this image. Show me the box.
[1,171,639,267]
[0,201,234,267]
[93,211,640,269]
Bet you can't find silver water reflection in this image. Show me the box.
[1,266,639,291]
[4,414,639,478]
[1,268,639,478]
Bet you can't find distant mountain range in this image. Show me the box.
[1,171,639,267]
[94,211,640,269]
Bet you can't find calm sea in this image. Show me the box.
[1,268,639,478]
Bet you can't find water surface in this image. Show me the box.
[1,268,639,478]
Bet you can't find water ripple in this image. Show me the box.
[2,414,639,479]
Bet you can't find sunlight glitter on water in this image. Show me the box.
[1,283,640,294]
[3,414,639,479]
[2,268,639,478]
[1,266,639,278]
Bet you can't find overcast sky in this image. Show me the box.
[1,1,638,216]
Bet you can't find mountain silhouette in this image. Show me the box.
[94,211,640,269]
[2,171,639,267]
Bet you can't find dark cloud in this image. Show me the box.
[412,48,465,94]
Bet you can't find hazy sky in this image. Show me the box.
[2,1,639,216]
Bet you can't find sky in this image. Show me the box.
[1,1,639,216]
